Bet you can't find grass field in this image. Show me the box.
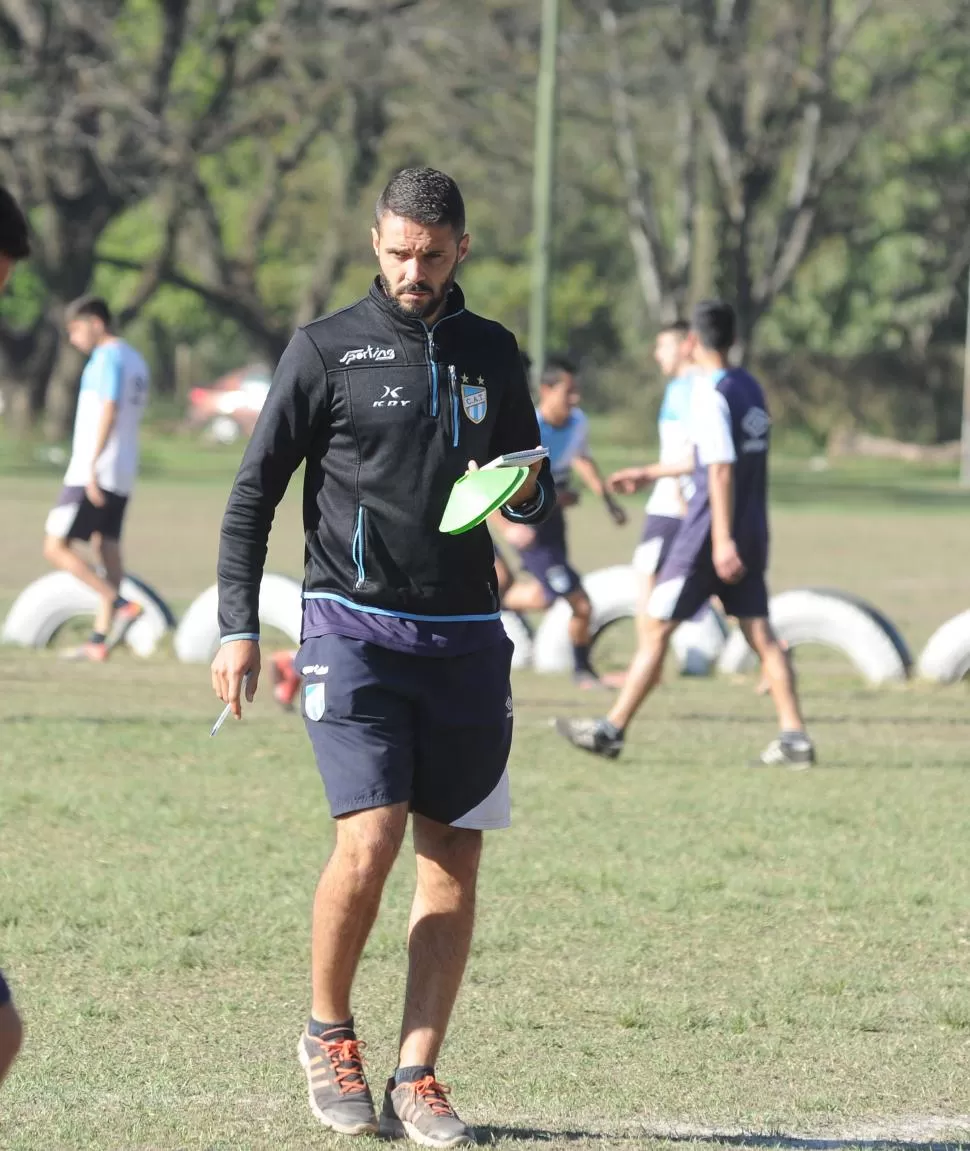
[2,438,970,1150]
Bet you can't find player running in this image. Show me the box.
[492,356,626,687]
[0,184,30,1088]
[609,319,695,629]
[42,296,150,660]
[555,300,815,768]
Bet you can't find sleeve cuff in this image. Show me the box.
[220,632,260,644]
[502,483,546,522]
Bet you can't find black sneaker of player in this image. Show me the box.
[758,733,816,769]
[553,716,624,759]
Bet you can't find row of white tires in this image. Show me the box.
[3,567,970,685]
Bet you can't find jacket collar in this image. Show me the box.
[367,277,466,331]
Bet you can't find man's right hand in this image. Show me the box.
[608,466,655,495]
[211,639,261,720]
[713,538,746,585]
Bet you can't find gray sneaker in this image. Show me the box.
[554,716,623,759]
[297,1029,378,1135]
[379,1075,476,1148]
[758,734,816,769]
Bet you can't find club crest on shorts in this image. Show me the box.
[461,382,487,424]
[304,682,326,721]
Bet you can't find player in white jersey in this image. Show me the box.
[609,321,696,621]
[493,356,626,686]
[42,296,150,661]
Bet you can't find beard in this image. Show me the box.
[380,259,459,321]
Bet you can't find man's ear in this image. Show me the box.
[371,226,380,257]
[457,233,470,263]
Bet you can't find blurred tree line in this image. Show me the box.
[1,0,969,445]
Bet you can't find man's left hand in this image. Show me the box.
[86,479,106,508]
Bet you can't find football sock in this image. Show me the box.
[572,644,593,673]
[395,1064,435,1086]
[308,1016,355,1042]
[89,631,107,645]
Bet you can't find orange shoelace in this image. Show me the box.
[322,1038,368,1095]
[410,1075,455,1117]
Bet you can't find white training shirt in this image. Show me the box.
[645,372,695,518]
[64,340,150,495]
[690,369,737,467]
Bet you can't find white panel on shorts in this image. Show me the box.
[648,576,687,621]
[633,537,665,576]
[44,501,80,540]
[450,768,510,830]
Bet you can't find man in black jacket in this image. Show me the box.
[212,167,553,1146]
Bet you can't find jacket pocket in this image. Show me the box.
[351,506,366,589]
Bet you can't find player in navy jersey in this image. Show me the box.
[555,300,815,768]
[0,185,28,1088]
[493,356,627,686]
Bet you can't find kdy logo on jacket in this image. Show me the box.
[339,344,396,365]
[461,374,487,424]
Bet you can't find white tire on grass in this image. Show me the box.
[501,611,533,670]
[917,610,970,683]
[173,573,303,663]
[717,588,910,685]
[531,564,727,677]
[1,571,174,657]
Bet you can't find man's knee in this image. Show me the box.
[567,589,592,620]
[413,817,482,886]
[43,533,70,564]
[331,805,408,888]
[740,616,777,657]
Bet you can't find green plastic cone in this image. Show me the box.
[439,467,530,535]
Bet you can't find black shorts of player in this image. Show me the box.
[298,634,514,828]
[519,505,583,605]
[0,969,11,1007]
[45,485,129,542]
[650,553,769,622]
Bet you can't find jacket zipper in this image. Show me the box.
[422,311,464,422]
[351,507,366,589]
[448,364,459,447]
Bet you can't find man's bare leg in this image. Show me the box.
[311,803,409,1023]
[740,619,804,733]
[43,535,117,637]
[0,1001,22,1087]
[397,816,482,1071]
[607,615,679,731]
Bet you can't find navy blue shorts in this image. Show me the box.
[519,545,582,605]
[633,514,683,576]
[44,485,129,542]
[650,554,769,622]
[0,969,11,1007]
[298,634,514,828]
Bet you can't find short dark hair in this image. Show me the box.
[376,167,466,237]
[0,186,30,261]
[659,318,690,337]
[540,354,576,389]
[65,294,113,329]
[691,300,736,352]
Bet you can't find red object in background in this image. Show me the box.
[186,365,272,444]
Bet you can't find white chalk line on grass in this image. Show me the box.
[486,1116,970,1147]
